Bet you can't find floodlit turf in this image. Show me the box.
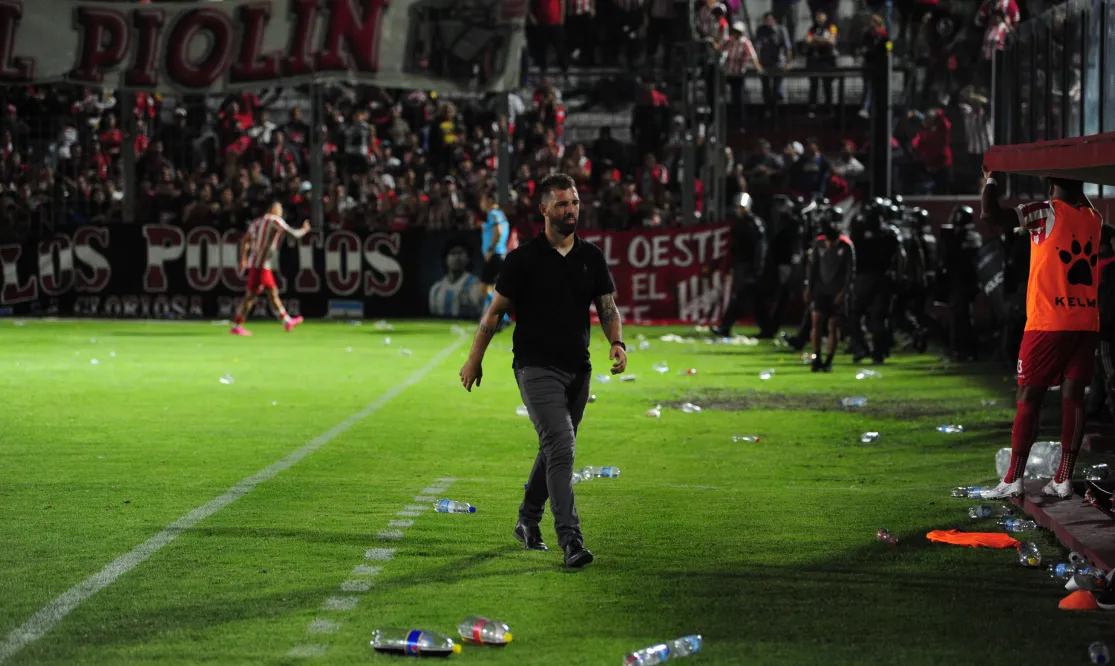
[0,319,1109,665]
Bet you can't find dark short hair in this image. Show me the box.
[1048,177,1084,195]
[538,173,576,202]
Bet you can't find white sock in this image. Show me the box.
[282,314,291,324]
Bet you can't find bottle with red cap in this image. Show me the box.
[457,616,513,646]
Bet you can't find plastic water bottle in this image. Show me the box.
[653,362,669,374]
[679,368,698,376]
[370,629,460,656]
[937,424,966,434]
[759,368,775,380]
[680,403,702,413]
[1086,464,1110,481]
[457,616,512,645]
[951,486,990,498]
[855,369,881,380]
[596,374,612,384]
[860,432,880,443]
[623,635,702,665]
[646,405,662,418]
[999,518,1038,532]
[969,505,1014,519]
[638,340,651,351]
[1048,562,1106,581]
[801,352,816,364]
[876,528,898,545]
[572,471,589,485]
[1018,542,1042,567]
[732,435,760,443]
[620,374,638,382]
[434,499,476,514]
[841,396,867,408]
[1090,642,1111,665]
[581,466,620,478]
[516,405,529,417]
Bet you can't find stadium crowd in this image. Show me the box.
[0,0,1055,246]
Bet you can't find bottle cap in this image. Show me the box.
[453,644,462,654]
[503,632,513,643]
[468,506,477,513]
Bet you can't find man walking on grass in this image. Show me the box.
[459,173,627,568]
[981,167,1103,499]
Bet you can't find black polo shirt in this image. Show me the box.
[495,233,616,373]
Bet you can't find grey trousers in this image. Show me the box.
[514,365,591,550]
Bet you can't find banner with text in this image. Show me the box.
[0,224,734,323]
[0,0,525,93]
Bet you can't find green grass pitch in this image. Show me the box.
[0,319,1109,665]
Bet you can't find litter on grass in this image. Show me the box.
[370,629,460,656]
[588,394,597,403]
[1018,542,1042,567]
[937,424,966,434]
[458,617,512,646]
[90,359,99,365]
[219,373,235,385]
[653,362,669,374]
[841,396,868,408]
[399,348,413,357]
[860,432,880,443]
[383,337,392,345]
[876,528,898,545]
[516,405,529,417]
[680,402,702,414]
[638,340,651,351]
[855,369,881,380]
[646,405,662,418]
[1089,642,1110,664]
[679,368,698,376]
[373,320,394,331]
[596,375,612,384]
[733,435,760,442]
[620,374,637,382]
[759,368,775,380]
[624,635,702,665]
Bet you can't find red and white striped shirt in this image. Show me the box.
[722,36,757,74]
[245,214,305,270]
[981,21,1009,61]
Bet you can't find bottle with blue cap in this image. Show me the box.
[624,635,702,665]
[581,466,620,478]
[370,629,461,656]
[434,499,476,514]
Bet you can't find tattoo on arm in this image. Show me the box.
[477,323,494,335]
[598,293,620,326]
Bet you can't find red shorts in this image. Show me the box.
[245,268,276,295]
[1017,330,1099,387]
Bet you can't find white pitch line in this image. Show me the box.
[387,519,414,528]
[364,548,395,561]
[352,564,382,576]
[413,495,436,502]
[0,338,464,664]
[307,619,342,634]
[322,596,359,611]
[339,579,372,593]
[376,530,404,541]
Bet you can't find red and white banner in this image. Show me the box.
[581,224,734,324]
[0,0,526,93]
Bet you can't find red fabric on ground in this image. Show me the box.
[926,530,1021,549]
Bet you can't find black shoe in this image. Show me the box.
[811,357,823,373]
[781,332,804,351]
[822,359,833,373]
[710,325,730,338]
[1097,587,1115,610]
[513,521,548,551]
[563,541,594,569]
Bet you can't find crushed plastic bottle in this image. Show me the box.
[969,505,1015,519]
[999,518,1039,532]
[457,617,512,646]
[623,635,702,666]
[995,442,1061,479]
[434,499,476,514]
[841,396,868,408]
[516,405,529,417]
[937,424,966,434]
[646,405,662,418]
[680,403,702,414]
[800,352,816,364]
[876,528,898,545]
[588,394,597,403]
[1090,642,1111,665]
[373,320,394,331]
[90,358,99,365]
[399,348,413,357]
[652,362,670,374]
[981,399,998,407]
[638,340,652,351]
[951,486,991,498]
[860,432,880,443]
[1085,464,1110,481]
[370,629,460,656]
[759,368,775,380]
[384,337,392,345]
[732,435,760,443]
[620,374,638,382]
[581,466,620,478]
[219,373,235,385]
[1018,542,1042,567]
[679,368,698,376]
[596,374,612,384]
[855,369,881,380]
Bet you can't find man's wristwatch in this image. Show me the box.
[610,341,626,351]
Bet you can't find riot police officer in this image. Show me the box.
[893,207,932,352]
[849,199,906,363]
[936,205,983,361]
[713,193,771,338]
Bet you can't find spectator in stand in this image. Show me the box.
[567,0,597,65]
[787,138,832,197]
[529,0,570,77]
[753,12,793,117]
[632,81,670,161]
[804,12,838,118]
[771,0,800,47]
[635,153,669,204]
[606,0,647,68]
[721,22,764,127]
[698,0,730,47]
[920,0,962,106]
[832,140,865,182]
[646,0,679,69]
[912,108,953,194]
[858,14,889,119]
[978,8,1010,91]
[898,0,939,52]
[975,0,1020,30]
